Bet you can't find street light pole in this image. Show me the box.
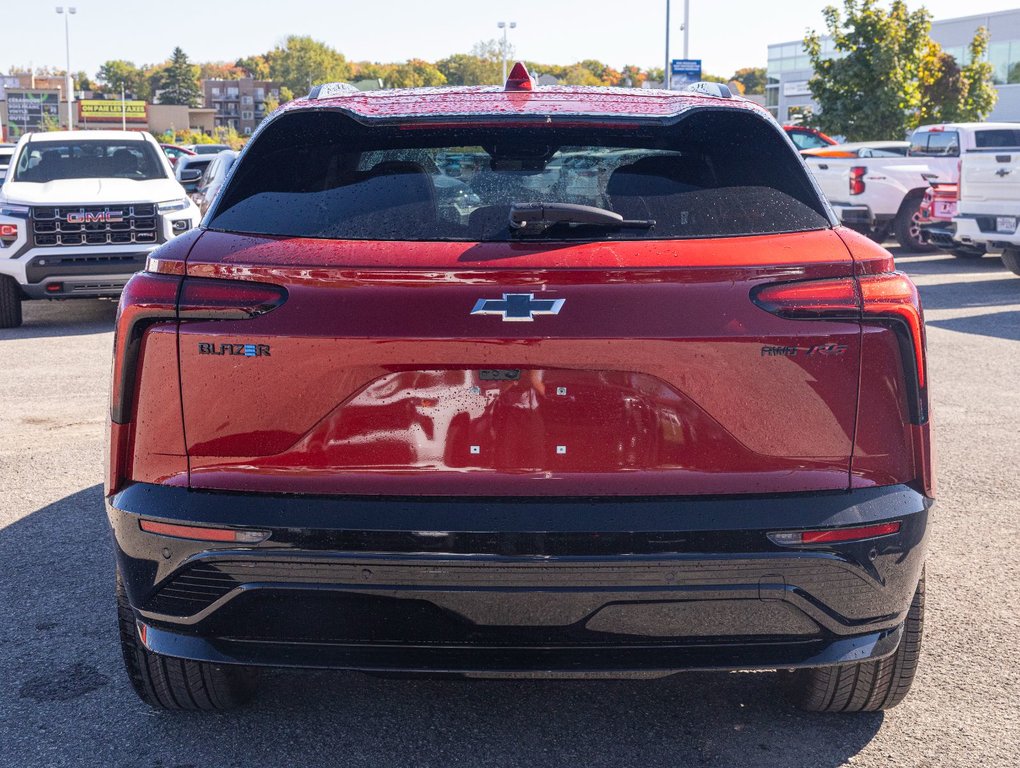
[497,21,517,83]
[684,0,690,59]
[664,0,670,90]
[56,6,77,130]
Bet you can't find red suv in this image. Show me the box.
[107,67,933,712]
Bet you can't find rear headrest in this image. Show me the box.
[606,155,709,198]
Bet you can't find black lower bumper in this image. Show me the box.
[108,483,930,674]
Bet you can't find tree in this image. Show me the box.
[96,60,146,98]
[157,48,202,106]
[387,59,446,88]
[236,55,270,80]
[199,61,244,81]
[805,0,932,140]
[959,27,998,121]
[560,65,601,86]
[731,66,767,94]
[267,36,352,95]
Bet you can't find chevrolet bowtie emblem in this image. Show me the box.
[470,293,565,322]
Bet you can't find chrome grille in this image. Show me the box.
[31,204,158,247]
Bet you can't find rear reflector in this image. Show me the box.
[139,519,269,544]
[768,521,901,547]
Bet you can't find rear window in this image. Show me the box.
[13,139,166,182]
[210,109,829,242]
[973,129,1020,148]
[909,130,960,157]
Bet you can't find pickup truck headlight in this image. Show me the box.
[0,204,30,216]
[157,198,192,214]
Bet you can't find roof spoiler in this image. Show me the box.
[307,82,359,99]
[684,81,733,99]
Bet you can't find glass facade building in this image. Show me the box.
[766,10,1020,127]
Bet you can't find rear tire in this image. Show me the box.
[789,569,925,712]
[894,195,936,253]
[0,275,22,329]
[1001,248,1020,276]
[116,571,255,710]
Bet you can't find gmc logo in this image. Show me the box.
[66,209,124,224]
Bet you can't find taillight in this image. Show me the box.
[956,159,963,200]
[111,273,287,424]
[849,166,867,196]
[139,519,269,543]
[752,272,928,424]
[768,521,901,547]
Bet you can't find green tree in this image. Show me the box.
[236,55,270,80]
[805,0,932,140]
[157,48,202,106]
[731,66,767,94]
[267,36,352,95]
[96,60,146,98]
[560,64,601,86]
[958,27,998,121]
[199,61,244,80]
[918,45,963,124]
[387,59,446,88]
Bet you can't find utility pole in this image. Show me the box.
[121,82,126,131]
[56,6,77,129]
[497,21,517,83]
[684,0,690,59]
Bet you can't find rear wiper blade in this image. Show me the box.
[508,202,654,230]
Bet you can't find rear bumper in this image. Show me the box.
[108,483,931,673]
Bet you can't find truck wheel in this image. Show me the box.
[1001,248,1020,276]
[788,569,924,712]
[0,275,23,329]
[116,571,256,710]
[894,195,936,253]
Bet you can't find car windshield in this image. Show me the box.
[209,110,830,242]
[12,139,166,182]
[788,131,830,151]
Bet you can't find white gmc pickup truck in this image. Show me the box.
[954,147,1020,276]
[0,130,200,328]
[804,122,1020,251]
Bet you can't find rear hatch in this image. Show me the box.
[177,107,858,497]
[959,150,1020,208]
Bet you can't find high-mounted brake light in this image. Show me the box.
[768,521,901,547]
[140,519,269,544]
[752,272,928,424]
[850,166,867,196]
[504,61,534,92]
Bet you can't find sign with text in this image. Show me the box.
[670,59,702,89]
[79,100,147,123]
[5,91,60,140]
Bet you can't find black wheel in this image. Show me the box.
[894,195,936,252]
[0,275,22,329]
[117,571,256,710]
[789,569,925,712]
[1001,248,1020,276]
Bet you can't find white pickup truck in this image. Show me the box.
[0,130,201,328]
[804,122,1020,251]
[954,148,1020,276]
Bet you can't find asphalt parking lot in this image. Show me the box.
[0,247,1017,768]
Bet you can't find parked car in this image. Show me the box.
[182,143,231,155]
[0,143,15,184]
[801,140,909,158]
[954,146,1020,275]
[192,150,238,215]
[783,125,837,152]
[174,154,216,195]
[917,182,986,258]
[804,122,1020,250]
[107,68,932,713]
[160,143,196,168]
[0,130,200,328]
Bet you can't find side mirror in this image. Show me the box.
[180,168,203,183]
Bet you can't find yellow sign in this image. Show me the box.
[79,100,147,123]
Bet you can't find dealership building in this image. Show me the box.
[767,9,1020,125]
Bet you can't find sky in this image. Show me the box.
[4,0,1020,81]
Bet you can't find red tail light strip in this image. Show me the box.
[139,519,269,543]
[110,273,288,424]
[752,272,928,424]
